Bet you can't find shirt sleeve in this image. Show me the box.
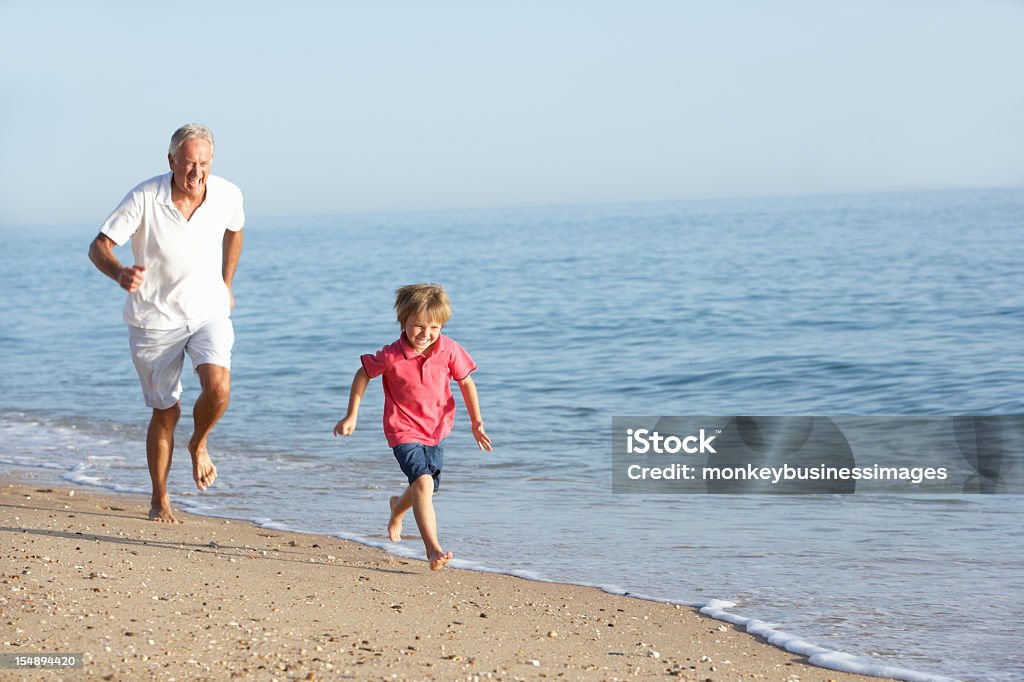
[226,184,245,232]
[98,188,144,246]
[448,340,477,381]
[360,347,391,379]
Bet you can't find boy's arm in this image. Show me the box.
[457,375,492,451]
[333,368,371,437]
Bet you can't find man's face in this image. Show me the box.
[168,138,213,200]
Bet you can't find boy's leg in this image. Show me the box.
[386,477,440,547]
[388,486,415,542]
[409,474,451,570]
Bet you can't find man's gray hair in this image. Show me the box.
[169,123,215,157]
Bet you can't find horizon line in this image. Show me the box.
[3,183,1022,232]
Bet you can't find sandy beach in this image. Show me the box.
[0,478,894,681]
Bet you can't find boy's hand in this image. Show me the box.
[333,415,357,437]
[472,421,492,452]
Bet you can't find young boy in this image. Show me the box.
[333,283,492,571]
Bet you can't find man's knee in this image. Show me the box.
[197,365,231,405]
[152,403,182,426]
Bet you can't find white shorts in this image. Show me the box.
[128,318,234,409]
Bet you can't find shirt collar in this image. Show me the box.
[156,172,175,206]
[399,333,446,360]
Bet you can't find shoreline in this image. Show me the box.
[0,475,904,681]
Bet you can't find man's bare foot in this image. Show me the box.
[428,550,453,571]
[388,496,403,542]
[148,504,180,524]
[188,439,218,491]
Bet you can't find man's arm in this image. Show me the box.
[88,233,145,292]
[222,229,244,309]
[458,375,492,451]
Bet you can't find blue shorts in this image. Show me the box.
[392,441,445,492]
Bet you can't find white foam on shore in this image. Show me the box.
[699,600,963,682]
[64,456,149,494]
[0,455,65,470]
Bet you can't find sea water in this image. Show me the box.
[1,189,1022,681]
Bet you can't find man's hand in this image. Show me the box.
[118,265,146,292]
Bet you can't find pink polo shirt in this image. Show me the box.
[361,334,477,447]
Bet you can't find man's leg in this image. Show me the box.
[148,403,182,523]
[408,474,452,570]
[188,363,229,491]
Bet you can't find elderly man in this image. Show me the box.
[89,123,244,523]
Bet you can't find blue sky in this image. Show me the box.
[1,0,1022,227]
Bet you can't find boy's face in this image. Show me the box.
[403,312,443,354]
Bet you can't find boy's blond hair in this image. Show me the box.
[394,283,452,327]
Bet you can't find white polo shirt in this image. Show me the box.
[100,172,245,329]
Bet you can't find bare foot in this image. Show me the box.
[428,550,453,571]
[388,496,403,542]
[188,439,218,491]
[148,504,180,524]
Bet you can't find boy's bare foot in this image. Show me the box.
[188,439,218,491]
[388,496,403,542]
[428,550,453,571]
[148,504,180,524]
